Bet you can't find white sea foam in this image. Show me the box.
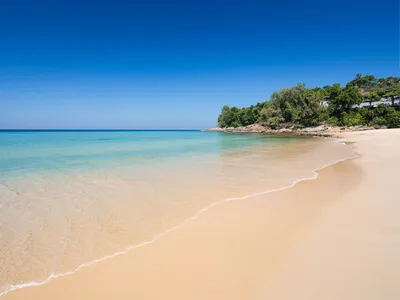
[0,143,358,298]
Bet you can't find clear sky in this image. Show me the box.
[1,0,399,129]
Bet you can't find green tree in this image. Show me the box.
[216,74,399,129]
[367,92,379,107]
[267,83,324,126]
[259,103,284,129]
[217,105,235,128]
[326,83,342,100]
[330,87,363,116]
[383,87,400,106]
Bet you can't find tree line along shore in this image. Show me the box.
[214,74,400,131]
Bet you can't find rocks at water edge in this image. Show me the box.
[204,124,375,137]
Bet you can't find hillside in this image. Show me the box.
[217,74,400,129]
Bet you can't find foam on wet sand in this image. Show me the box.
[2,129,400,300]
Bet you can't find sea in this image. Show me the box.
[0,130,354,296]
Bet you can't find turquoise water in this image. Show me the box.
[0,130,354,296]
[0,130,300,177]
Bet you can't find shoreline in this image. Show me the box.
[0,137,356,298]
[3,129,400,299]
[205,124,382,137]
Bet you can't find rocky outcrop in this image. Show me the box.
[204,124,374,137]
[206,124,269,133]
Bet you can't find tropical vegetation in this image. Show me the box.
[217,74,400,129]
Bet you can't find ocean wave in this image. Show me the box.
[0,140,359,298]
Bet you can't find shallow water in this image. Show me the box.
[0,130,353,295]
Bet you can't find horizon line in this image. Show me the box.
[0,129,203,131]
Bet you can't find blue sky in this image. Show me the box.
[1,0,399,129]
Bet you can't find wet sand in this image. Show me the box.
[3,129,400,300]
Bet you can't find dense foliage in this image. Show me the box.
[217,74,400,128]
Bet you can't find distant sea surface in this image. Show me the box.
[0,130,353,295]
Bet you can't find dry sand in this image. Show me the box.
[3,129,400,300]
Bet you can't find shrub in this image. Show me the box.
[342,112,364,126]
[371,117,387,126]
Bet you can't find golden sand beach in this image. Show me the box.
[3,129,400,300]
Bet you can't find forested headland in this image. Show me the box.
[217,74,400,129]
